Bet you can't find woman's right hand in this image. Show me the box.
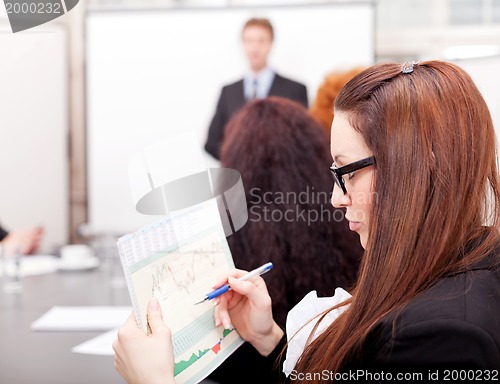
[213,269,284,356]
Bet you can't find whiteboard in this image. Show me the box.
[86,2,375,233]
[452,57,500,147]
[0,22,68,252]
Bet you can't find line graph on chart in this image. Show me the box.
[151,236,225,296]
[131,229,232,334]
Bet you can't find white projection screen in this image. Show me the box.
[86,2,375,234]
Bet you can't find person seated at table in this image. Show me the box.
[113,61,500,383]
[0,223,43,255]
[207,96,363,383]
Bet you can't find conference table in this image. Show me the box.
[0,264,130,384]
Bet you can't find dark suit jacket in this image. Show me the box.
[260,250,500,383]
[344,253,500,375]
[0,225,8,241]
[204,74,308,159]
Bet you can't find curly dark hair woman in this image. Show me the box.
[221,96,363,327]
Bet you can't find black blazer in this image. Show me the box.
[344,253,500,374]
[204,74,308,159]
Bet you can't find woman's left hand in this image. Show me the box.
[113,298,175,384]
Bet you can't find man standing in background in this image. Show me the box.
[204,18,308,159]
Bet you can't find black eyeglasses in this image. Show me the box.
[330,156,375,195]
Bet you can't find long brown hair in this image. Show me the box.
[295,61,500,380]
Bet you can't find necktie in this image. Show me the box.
[252,79,258,99]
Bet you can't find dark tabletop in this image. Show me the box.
[0,266,131,384]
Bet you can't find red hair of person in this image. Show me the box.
[309,67,366,137]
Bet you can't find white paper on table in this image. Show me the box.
[72,328,118,355]
[0,255,58,277]
[31,306,132,331]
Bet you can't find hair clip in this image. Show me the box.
[401,61,418,74]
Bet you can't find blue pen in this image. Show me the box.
[194,262,273,305]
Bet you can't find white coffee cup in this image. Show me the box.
[60,244,94,266]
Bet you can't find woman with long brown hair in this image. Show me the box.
[210,96,362,383]
[114,61,500,383]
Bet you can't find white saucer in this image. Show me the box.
[57,257,100,271]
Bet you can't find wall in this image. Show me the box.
[0,16,69,252]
